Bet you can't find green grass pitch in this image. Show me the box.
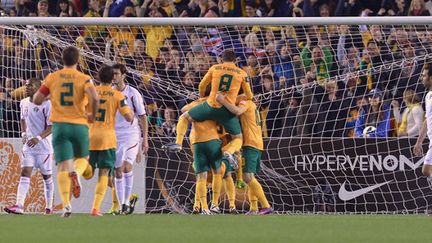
[0,214,429,243]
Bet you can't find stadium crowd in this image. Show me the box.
[0,0,431,138]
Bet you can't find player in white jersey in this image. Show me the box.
[414,69,432,178]
[4,78,54,215]
[111,63,148,214]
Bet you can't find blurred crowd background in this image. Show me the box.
[0,0,431,139]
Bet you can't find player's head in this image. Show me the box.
[98,65,114,84]
[112,63,127,85]
[422,67,432,90]
[26,78,41,98]
[62,46,80,67]
[221,49,236,62]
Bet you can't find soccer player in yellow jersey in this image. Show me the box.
[34,46,100,217]
[216,93,273,215]
[182,98,225,215]
[88,65,134,216]
[164,50,254,170]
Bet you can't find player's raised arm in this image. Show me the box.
[34,75,51,105]
[85,82,100,123]
[198,68,213,97]
[216,93,247,116]
[241,77,254,100]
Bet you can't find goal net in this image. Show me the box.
[0,17,431,214]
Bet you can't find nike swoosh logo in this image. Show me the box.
[338,180,392,201]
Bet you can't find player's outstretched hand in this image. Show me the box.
[216,92,226,103]
[27,137,40,148]
[413,143,423,157]
[87,113,96,124]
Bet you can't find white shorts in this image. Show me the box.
[115,140,140,168]
[425,147,432,165]
[21,153,52,175]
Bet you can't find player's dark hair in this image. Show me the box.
[98,65,114,84]
[28,78,41,86]
[112,63,127,75]
[62,46,80,66]
[222,49,236,62]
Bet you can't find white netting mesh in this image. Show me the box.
[1,19,431,213]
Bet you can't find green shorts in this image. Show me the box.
[52,123,89,164]
[89,149,116,169]
[242,146,262,174]
[193,139,222,174]
[188,101,242,135]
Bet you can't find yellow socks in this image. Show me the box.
[211,174,222,206]
[225,137,242,155]
[82,164,94,180]
[193,185,200,210]
[57,171,71,207]
[248,187,258,211]
[224,176,236,208]
[236,156,244,187]
[111,187,120,212]
[248,178,270,208]
[75,158,89,176]
[197,179,208,210]
[175,115,189,145]
[92,176,108,211]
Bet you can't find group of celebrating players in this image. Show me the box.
[3,46,272,216]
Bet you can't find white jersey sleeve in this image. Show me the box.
[425,91,432,141]
[115,85,145,141]
[131,88,146,116]
[44,100,52,126]
[21,98,53,154]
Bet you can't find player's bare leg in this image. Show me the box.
[4,167,33,215]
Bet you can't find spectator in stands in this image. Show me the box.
[355,89,391,137]
[0,78,20,138]
[389,43,425,99]
[409,0,430,16]
[281,92,302,137]
[57,0,77,17]
[273,45,295,90]
[82,0,105,40]
[156,106,177,137]
[394,0,409,16]
[37,0,50,17]
[105,0,132,17]
[243,54,259,78]
[257,0,276,17]
[392,89,424,137]
[313,79,350,137]
[245,0,258,17]
[337,25,360,75]
[301,43,333,84]
[346,96,368,137]
[297,72,319,136]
